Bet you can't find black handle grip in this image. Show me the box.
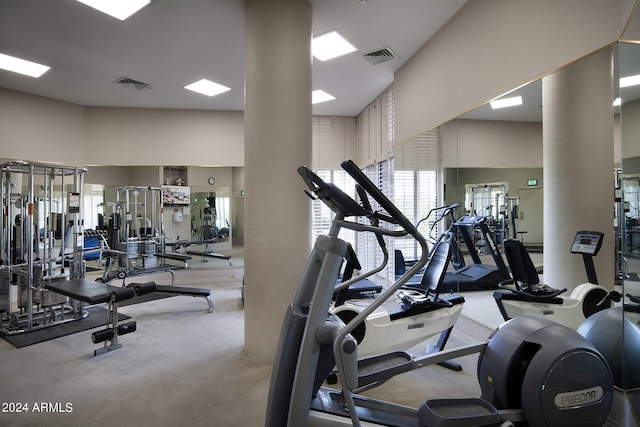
[298,166,371,218]
[298,166,324,192]
[341,160,417,235]
[356,184,387,249]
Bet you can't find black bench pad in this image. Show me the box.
[155,285,211,297]
[45,279,131,305]
[186,250,231,260]
[155,253,192,261]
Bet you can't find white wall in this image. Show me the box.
[394,0,626,144]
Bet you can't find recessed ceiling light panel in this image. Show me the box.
[312,90,335,104]
[76,0,151,21]
[0,53,50,78]
[184,79,231,97]
[312,30,356,61]
[490,96,523,109]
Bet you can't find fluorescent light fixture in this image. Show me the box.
[313,30,356,61]
[0,53,50,78]
[613,97,622,106]
[184,79,231,97]
[312,90,335,104]
[620,74,640,88]
[76,0,150,21]
[490,96,523,109]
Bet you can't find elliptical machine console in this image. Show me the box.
[265,160,614,427]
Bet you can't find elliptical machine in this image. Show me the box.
[330,192,464,359]
[493,230,618,329]
[265,160,613,427]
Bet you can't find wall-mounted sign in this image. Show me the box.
[69,192,80,213]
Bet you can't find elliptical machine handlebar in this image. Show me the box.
[415,202,460,230]
[355,184,387,251]
[298,166,372,218]
[342,159,418,236]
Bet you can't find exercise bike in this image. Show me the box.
[493,230,619,329]
[330,191,464,360]
[266,160,613,427]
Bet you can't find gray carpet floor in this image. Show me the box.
[0,248,519,427]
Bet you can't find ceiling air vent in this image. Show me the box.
[360,47,397,65]
[114,76,152,90]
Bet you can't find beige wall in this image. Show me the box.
[394,0,626,144]
[0,88,86,165]
[0,88,245,168]
[84,107,244,167]
[441,119,543,168]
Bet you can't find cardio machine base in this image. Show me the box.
[310,387,519,427]
[493,282,610,329]
[332,294,464,357]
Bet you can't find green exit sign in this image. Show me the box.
[527,179,538,186]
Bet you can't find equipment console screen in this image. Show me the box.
[570,231,603,255]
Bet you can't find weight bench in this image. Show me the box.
[45,278,150,356]
[186,250,233,266]
[125,281,214,313]
[155,252,192,268]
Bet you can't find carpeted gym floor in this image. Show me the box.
[0,247,529,427]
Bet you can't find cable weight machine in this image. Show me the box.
[0,160,88,334]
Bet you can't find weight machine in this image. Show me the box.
[0,160,88,335]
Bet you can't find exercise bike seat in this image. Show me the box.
[396,240,461,311]
[501,239,566,299]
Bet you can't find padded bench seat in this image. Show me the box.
[186,250,231,260]
[45,278,134,305]
[155,252,192,261]
[154,284,214,312]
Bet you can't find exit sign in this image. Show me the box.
[527,179,538,186]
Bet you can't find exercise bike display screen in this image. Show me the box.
[570,231,604,255]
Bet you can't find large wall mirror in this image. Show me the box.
[618,40,640,400]
[395,35,640,423]
[82,165,238,272]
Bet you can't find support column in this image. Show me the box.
[542,48,614,290]
[243,0,313,361]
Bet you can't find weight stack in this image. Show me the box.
[0,268,10,315]
[143,240,157,269]
[18,267,67,308]
[18,267,42,308]
[40,277,67,307]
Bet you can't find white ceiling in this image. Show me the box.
[0,0,469,117]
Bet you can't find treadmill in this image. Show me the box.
[440,215,511,292]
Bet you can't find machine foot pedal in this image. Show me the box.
[418,398,500,427]
[357,351,413,386]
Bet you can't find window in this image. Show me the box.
[83,184,104,230]
[309,170,356,249]
[393,128,440,264]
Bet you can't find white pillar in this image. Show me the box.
[542,48,614,290]
[243,0,313,361]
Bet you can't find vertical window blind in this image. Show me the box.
[310,88,441,285]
